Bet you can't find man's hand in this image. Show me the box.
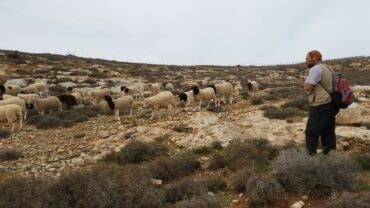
[303,82,315,93]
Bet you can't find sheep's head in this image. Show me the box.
[0,84,5,93]
[178,92,187,102]
[247,82,253,90]
[191,86,200,95]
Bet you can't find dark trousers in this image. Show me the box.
[305,102,339,155]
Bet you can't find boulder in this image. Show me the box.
[336,103,362,125]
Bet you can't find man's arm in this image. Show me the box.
[303,82,315,93]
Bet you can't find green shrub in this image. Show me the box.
[207,153,226,170]
[327,192,370,208]
[149,153,200,182]
[102,141,168,165]
[352,153,370,171]
[164,177,205,203]
[262,105,299,119]
[272,149,357,196]
[0,177,50,208]
[174,195,221,208]
[230,167,256,192]
[246,175,285,207]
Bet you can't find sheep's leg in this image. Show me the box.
[116,110,120,121]
[11,123,14,132]
[128,107,133,118]
[24,111,27,120]
[150,110,155,119]
[206,100,211,108]
[19,118,23,130]
[198,100,202,110]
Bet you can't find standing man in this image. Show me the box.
[303,50,339,155]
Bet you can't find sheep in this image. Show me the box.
[2,95,18,100]
[144,91,176,119]
[165,83,174,91]
[0,97,28,120]
[17,93,41,102]
[233,82,243,97]
[59,94,78,109]
[209,81,234,105]
[88,88,111,104]
[178,90,196,111]
[71,88,88,102]
[0,104,23,131]
[4,79,28,88]
[148,83,161,97]
[104,95,134,120]
[29,83,48,97]
[190,86,217,110]
[4,85,21,96]
[20,85,38,94]
[121,83,144,99]
[201,77,211,87]
[247,80,259,97]
[27,96,62,115]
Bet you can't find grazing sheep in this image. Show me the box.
[191,86,217,110]
[29,83,48,97]
[2,95,18,100]
[72,88,88,101]
[4,79,28,88]
[209,81,234,105]
[20,85,38,94]
[0,104,23,131]
[0,97,28,120]
[148,83,161,97]
[144,91,176,119]
[104,95,134,120]
[27,96,62,115]
[121,83,144,99]
[4,85,21,96]
[233,82,243,97]
[88,88,111,104]
[17,93,41,102]
[178,90,196,110]
[165,83,174,91]
[247,80,259,97]
[201,77,211,87]
[59,94,78,109]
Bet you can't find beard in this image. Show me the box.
[306,63,315,68]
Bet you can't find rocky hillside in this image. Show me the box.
[0,50,369,207]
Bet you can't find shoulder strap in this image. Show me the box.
[318,64,336,94]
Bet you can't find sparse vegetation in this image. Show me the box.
[272,149,357,196]
[327,192,370,208]
[102,141,168,165]
[281,94,308,110]
[246,175,285,207]
[174,195,221,208]
[0,129,11,139]
[352,153,370,171]
[230,167,256,192]
[207,153,226,170]
[251,96,264,105]
[262,105,299,119]
[0,149,23,161]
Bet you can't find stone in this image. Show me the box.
[98,130,110,138]
[72,157,84,167]
[290,200,305,208]
[0,165,6,173]
[301,195,308,201]
[151,179,162,185]
[336,103,362,125]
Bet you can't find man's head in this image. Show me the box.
[305,50,322,68]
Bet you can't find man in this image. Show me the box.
[303,50,339,155]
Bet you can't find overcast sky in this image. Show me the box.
[1,0,369,66]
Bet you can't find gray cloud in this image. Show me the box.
[1,0,369,65]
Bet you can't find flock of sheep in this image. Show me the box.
[0,78,259,131]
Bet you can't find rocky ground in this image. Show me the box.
[0,50,369,207]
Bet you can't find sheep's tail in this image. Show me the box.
[104,95,115,110]
[208,84,216,94]
[191,86,200,95]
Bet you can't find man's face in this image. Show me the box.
[305,54,315,68]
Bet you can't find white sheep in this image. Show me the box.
[149,83,161,97]
[0,97,28,120]
[104,95,134,120]
[178,90,196,111]
[210,81,234,105]
[0,104,23,131]
[121,83,144,99]
[165,83,174,91]
[191,86,217,110]
[72,88,88,101]
[29,83,48,97]
[71,92,83,106]
[28,96,62,115]
[2,95,18,100]
[17,93,41,102]
[233,82,243,97]
[247,80,259,97]
[88,88,111,104]
[20,85,38,94]
[201,77,211,87]
[144,91,176,119]
[4,85,21,96]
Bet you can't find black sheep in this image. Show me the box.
[59,94,77,109]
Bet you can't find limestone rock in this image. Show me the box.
[290,200,304,208]
[336,103,362,125]
[98,130,110,138]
